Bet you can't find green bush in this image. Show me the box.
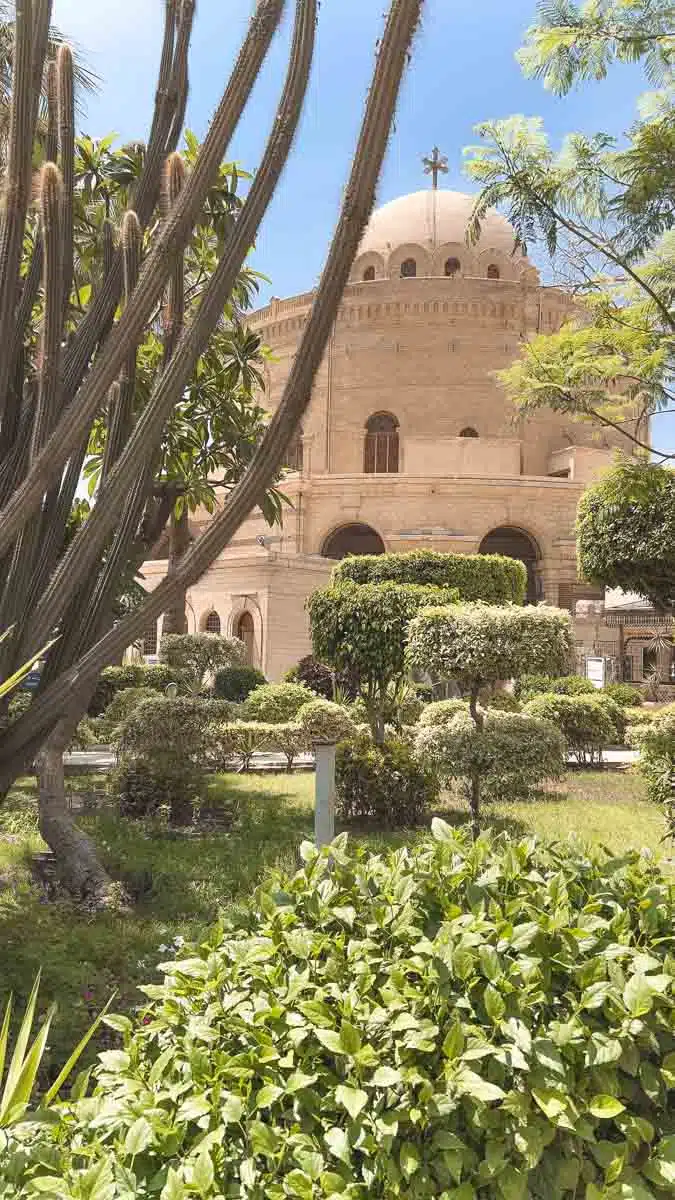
[418,697,470,727]
[283,655,361,701]
[88,663,192,715]
[213,665,266,702]
[210,722,278,771]
[336,733,439,827]
[416,709,566,804]
[486,690,522,712]
[628,710,675,836]
[6,829,673,1199]
[296,699,356,745]
[269,722,308,772]
[603,682,642,708]
[95,686,158,741]
[334,548,527,604]
[244,681,316,724]
[596,693,627,744]
[114,758,200,825]
[159,632,244,687]
[517,673,597,701]
[524,693,617,765]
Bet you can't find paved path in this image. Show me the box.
[64,747,640,772]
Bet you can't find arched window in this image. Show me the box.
[487,263,500,279]
[444,256,460,277]
[236,611,255,666]
[141,622,158,656]
[459,427,479,438]
[479,526,541,605]
[362,265,375,282]
[400,257,417,278]
[322,523,386,560]
[364,411,399,473]
[204,611,221,634]
[285,426,303,472]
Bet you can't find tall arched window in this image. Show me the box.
[204,611,221,634]
[479,526,540,604]
[459,427,479,438]
[364,412,399,473]
[285,426,303,472]
[400,257,417,278]
[444,256,460,277]
[322,523,386,560]
[362,265,375,282]
[236,611,255,665]
[141,622,158,656]
[487,263,500,279]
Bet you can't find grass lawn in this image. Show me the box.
[0,767,669,1076]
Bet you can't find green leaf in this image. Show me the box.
[624,974,657,1016]
[250,1119,278,1157]
[324,1126,351,1165]
[510,922,540,950]
[286,1069,318,1093]
[124,1116,154,1156]
[316,1029,346,1055]
[335,1084,368,1120]
[222,1093,244,1123]
[400,1140,420,1180]
[532,1088,568,1120]
[191,1148,214,1195]
[443,1021,465,1060]
[339,1022,361,1055]
[456,1068,505,1103]
[479,944,501,981]
[372,1066,401,1087]
[161,1168,184,1200]
[256,1083,283,1108]
[484,984,505,1023]
[431,817,454,842]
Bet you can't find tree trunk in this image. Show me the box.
[160,505,190,636]
[469,774,481,841]
[36,721,115,904]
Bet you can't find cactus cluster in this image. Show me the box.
[0,0,424,882]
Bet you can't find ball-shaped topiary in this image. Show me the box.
[296,699,356,745]
[336,733,439,826]
[603,682,642,708]
[524,693,617,765]
[417,698,470,727]
[244,681,316,724]
[213,665,266,703]
[8,830,673,1198]
[628,709,675,834]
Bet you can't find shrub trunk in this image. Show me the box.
[37,729,113,901]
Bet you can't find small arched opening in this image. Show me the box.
[400,257,417,278]
[479,526,541,604]
[487,263,500,279]
[362,265,375,282]
[364,411,399,473]
[285,426,303,472]
[322,523,386,561]
[444,256,460,277]
[236,611,255,665]
[141,622,158,657]
[204,610,221,634]
[459,427,479,438]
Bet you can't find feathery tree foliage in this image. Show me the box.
[0,0,424,898]
[465,0,674,460]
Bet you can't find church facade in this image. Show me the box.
[138,188,658,683]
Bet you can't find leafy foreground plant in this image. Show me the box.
[2,829,673,1198]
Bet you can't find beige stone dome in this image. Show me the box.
[358,189,522,258]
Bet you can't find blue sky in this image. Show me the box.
[52,0,671,451]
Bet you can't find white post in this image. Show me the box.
[314,742,336,849]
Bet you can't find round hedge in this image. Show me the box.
[244,682,316,724]
[7,830,673,1198]
[417,698,470,727]
[336,733,438,826]
[333,549,527,605]
[524,693,617,765]
[213,665,266,702]
[296,699,356,745]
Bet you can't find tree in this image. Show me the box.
[464,0,673,461]
[577,458,675,613]
[159,632,243,690]
[0,0,424,898]
[409,603,572,834]
[308,580,459,743]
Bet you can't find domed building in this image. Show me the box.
[139,184,633,680]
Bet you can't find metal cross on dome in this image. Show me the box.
[422,146,448,190]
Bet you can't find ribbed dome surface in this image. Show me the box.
[358,190,522,257]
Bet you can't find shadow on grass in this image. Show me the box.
[344,799,530,854]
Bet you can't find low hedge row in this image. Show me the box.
[333,548,527,604]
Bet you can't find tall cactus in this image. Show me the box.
[0,0,425,897]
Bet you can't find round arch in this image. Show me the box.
[227,600,263,670]
[321,522,386,561]
[479,526,542,604]
[200,609,221,634]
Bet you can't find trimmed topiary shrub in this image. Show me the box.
[213,665,266,703]
[159,632,244,688]
[334,548,527,604]
[604,682,642,708]
[88,663,193,715]
[524,693,617,766]
[416,709,566,804]
[486,690,522,712]
[309,580,459,742]
[94,686,158,742]
[296,699,357,745]
[516,673,597,701]
[336,733,439,827]
[596,693,627,744]
[283,656,361,702]
[6,828,673,1199]
[210,722,278,772]
[269,723,308,773]
[628,710,675,837]
[244,682,316,724]
[408,604,573,833]
[418,697,470,727]
[115,697,213,822]
[114,759,199,825]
